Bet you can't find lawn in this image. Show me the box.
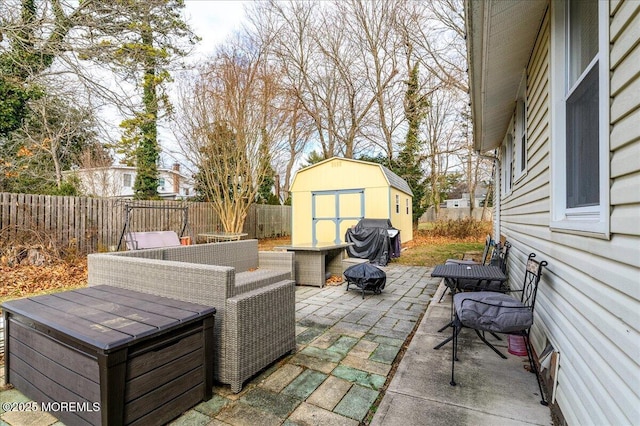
[394,231,485,266]
[258,233,485,267]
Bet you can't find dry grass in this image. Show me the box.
[258,236,291,251]
[0,227,488,304]
[395,232,484,266]
[257,229,488,268]
[394,220,491,266]
[0,258,87,304]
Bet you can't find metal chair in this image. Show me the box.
[491,241,512,273]
[457,241,512,292]
[438,235,495,302]
[445,234,494,266]
[450,253,548,406]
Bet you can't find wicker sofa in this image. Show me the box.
[87,239,296,393]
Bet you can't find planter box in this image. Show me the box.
[2,285,215,426]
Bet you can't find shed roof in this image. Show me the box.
[380,165,413,196]
[293,157,413,196]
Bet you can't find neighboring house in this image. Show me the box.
[466,1,639,424]
[289,157,413,244]
[65,164,194,199]
[444,193,486,209]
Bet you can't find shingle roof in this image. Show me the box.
[381,165,413,196]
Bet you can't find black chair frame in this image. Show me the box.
[437,235,495,303]
[450,253,548,406]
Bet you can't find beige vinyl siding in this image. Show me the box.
[610,1,640,238]
[499,3,640,424]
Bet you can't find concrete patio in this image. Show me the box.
[0,264,552,425]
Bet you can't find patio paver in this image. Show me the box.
[0,264,439,426]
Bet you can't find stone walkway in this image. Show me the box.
[0,265,440,426]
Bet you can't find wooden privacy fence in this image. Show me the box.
[0,193,291,255]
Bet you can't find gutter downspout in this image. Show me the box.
[476,151,500,243]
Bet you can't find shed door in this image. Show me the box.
[312,189,364,244]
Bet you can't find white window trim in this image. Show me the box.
[550,0,610,239]
[514,73,528,182]
[123,173,132,188]
[502,131,513,197]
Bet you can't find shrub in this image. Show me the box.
[429,218,491,239]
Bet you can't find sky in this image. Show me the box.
[158,1,249,168]
[182,1,248,60]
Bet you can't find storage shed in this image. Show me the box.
[290,157,413,245]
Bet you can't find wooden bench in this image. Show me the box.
[2,285,215,426]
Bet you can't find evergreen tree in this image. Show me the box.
[396,62,429,226]
[81,0,197,199]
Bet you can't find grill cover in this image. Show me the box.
[343,263,387,294]
[345,218,400,266]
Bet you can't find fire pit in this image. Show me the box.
[343,263,387,299]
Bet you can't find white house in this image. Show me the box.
[66,163,194,199]
[444,193,486,209]
[466,0,640,424]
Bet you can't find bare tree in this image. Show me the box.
[409,0,468,94]
[273,93,314,202]
[422,82,465,218]
[4,80,101,194]
[249,0,412,160]
[339,0,406,160]
[73,144,118,197]
[19,94,86,188]
[174,37,285,232]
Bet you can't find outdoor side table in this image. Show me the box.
[276,242,352,287]
[197,232,248,243]
[2,285,215,426]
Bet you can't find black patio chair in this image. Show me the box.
[457,241,512,292]
[438,234,495,302]
[450,252,548,406]
[491,240,512,273]
[446,234,494,266]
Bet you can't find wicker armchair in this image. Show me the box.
[87,239,296,393]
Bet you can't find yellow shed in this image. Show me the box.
[290,157,413,245]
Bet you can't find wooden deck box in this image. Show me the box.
[2,285,215,426]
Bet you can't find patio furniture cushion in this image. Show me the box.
[454,291,533,334]
[126,231,181,250]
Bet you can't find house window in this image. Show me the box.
[406,198,409,214]
[395,194,400,213]
[501,132,513,196]
[550,0,609,237]
[123,173,132,188]
[158,178,165,190]
[514,90,527,180]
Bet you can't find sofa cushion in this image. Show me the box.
[235,269,291,290]
[454,291,533,333]
[126,231,181,249]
